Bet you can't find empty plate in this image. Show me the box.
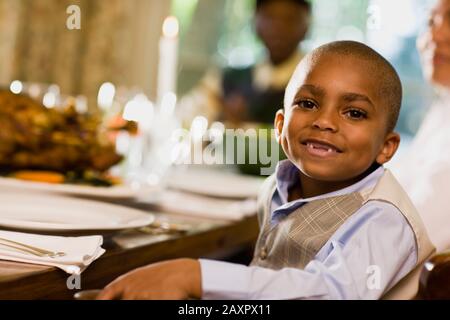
[0,191,154,233]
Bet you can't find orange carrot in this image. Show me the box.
[11,171,65,184]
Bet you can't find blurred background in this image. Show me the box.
[0,0,437,144]
[173,0,436,142]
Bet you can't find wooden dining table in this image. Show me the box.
[0,199,259,300]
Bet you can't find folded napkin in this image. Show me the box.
[0,230,105,275]
[152,190,257,221]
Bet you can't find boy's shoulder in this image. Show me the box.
[363,169,417,210]
[363,169,424,233]
[364,169,435,264]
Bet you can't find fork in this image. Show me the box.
[0,237,66,258]
[139,220,191,235]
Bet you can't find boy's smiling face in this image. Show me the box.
[275,53,400,184]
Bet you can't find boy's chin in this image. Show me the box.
[299,164,356,183]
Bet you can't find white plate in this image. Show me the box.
[166,168,265,199]
[0,176,151,200]
[0,192,154,232]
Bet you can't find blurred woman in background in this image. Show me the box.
[392,0,450,252]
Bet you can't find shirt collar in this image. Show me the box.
[274,160,385,205]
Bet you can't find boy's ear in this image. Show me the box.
[274,109,285,144]
[375,132,400,165]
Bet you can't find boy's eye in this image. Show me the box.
[296,100,317,110]
[345,109,367,120]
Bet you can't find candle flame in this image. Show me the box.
[162,16,179,38]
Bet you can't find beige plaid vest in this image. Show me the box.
[250,169,435,299]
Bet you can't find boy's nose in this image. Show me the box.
[311,111,338,132]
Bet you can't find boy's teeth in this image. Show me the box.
[307,142,335,153]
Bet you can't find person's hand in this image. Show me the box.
[97,259,202,300]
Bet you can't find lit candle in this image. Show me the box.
[157,16,179,105]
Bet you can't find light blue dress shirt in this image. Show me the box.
[200,160,417,300]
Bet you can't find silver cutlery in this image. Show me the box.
[0,237,66,258]
[138,220,192,235]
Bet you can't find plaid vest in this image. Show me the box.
[250,169,435,299]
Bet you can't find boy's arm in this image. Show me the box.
[97,259,202,300]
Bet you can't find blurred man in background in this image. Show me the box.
[177,0,311,128]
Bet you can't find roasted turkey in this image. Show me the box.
[0,89,123,173]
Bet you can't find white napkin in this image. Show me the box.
[152,190,257,221]
[0,230,105,275]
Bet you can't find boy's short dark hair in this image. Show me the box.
[256,0,312,12]
[301,41,402,133]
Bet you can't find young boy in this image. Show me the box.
[98,41,435,300]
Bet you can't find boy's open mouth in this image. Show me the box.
[301,139,343,156]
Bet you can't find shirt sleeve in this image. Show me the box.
[199,201,417,300]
